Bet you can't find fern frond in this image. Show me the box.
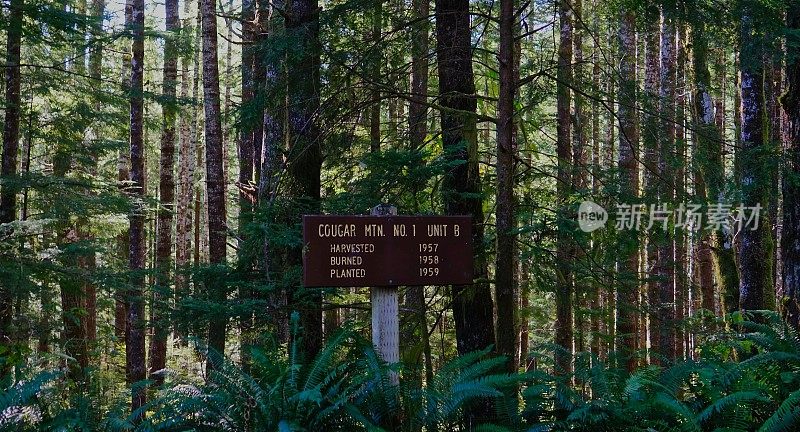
[695,391,769,424]
[758,389,800,432]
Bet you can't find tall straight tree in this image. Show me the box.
[0,0,23,382]
[572,0,588,354]
[589,4,602,358]
[495,0,518,372]
[84,0,106,345]
[127,0,147,416]
[406,0,433,384]
[658,4,677,361]
[739,3,772,312]
[642,2,660,363]
[691,20,738,315]
[238,0,257,368]
[617,7,639,372]
[285,0,324,358]
[783,0,800,329]
[150,0,180,384]
[201,0,228,374]
[555,0,573,375]
[675,22,689,357]
[115,0,134,343]
[175,0,196,331]
[435,0,496,357]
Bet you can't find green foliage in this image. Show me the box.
[3,313,800,431]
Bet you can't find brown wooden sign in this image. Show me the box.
[302,215,473,287]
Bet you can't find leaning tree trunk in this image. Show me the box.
[783,1,800,329]
[435,0,496,358]
[285,0,324,359]
[0,0,23,383]
[617,8,640,372]
[739,8,773,313]
[495,0,518,373]
[150,0,179,385]
[127,0,148,417]
[201,0,228,375]
[555,0,574,376]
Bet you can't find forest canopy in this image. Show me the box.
[2,0,800,429]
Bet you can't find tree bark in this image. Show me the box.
[617,8,640,372]
[405,0,432,387]
[201,0,228,375]
[739,8,773,313]
[658,6,676,362]
[175,0,196,341]
[783,1,800,329]
[0,0,23,382]
[369,0,382,153]
[495,0,518,372]
[692,22,739,316]
[150,0,180,385]
[555,0,574,375]
[435,0,496,360]
[238,0,257,370]
[589,4,601,359]
[571,0,589,357]
[642,3,660,364]
[675,23,688,358]
[285,0,324,359]
[127,0,148,417]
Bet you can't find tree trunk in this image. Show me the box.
[603,25,616,358]
[201,0,228,375]
[766,45,783,314]
[495,0,518,372]
[783,2,800,329]
[739,9,773,313]
[285,0,323,359]
[369,0,382,153]
[555,0,574,376]
[571,0,589,357]
[115,0,134,344]
[617,8,640,372]
[642,4,660,364]
[127,0,148,417]
[0,0,23,382]
[150,0,179,385]
[675,23,688,358]
[692,22,740,316]
[80,0,105,346]
[405,0,432,386]
[175,0,196,342]
[589,5,601,359]
[239,0,257,369]
[194,0,206,269]
[435,0,496,359]
[658,6,677,362]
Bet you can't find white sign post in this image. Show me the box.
[370,204,399,384]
